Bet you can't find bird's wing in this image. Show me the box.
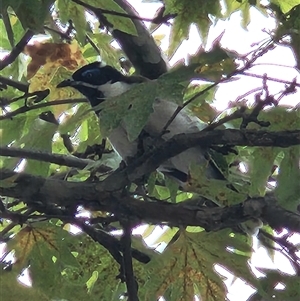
[107,125,138,160]
[144,99,224,180]
[107,98,223,181]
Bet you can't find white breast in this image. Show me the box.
[99,81,132,98]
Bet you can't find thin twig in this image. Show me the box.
[86,34,101,55]
[43,25,72,41]
[234,86,263,103]
[121,221,139,301]
[0,146,95,169]
[159,81,220,137]
[2,10,14,48]
[0,208,34,241]
[0,29,34,71]
[160,42,278,136]
[0,75,29,92]
[242,72,300,87]
[259,229,300,275]
[252,62,296,69]
[203,108,246,131]
[0,98,87,120]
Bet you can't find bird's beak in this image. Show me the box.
[56,78,74,88]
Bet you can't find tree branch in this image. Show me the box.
[0,75,29,93]
[0,146,95,169]
[242,72,300,87]
[0,169,299,233]
[0,98,87,120]
[121,221,139,301]
[101,129,300,191]
[71,0,168,79]
[0,29,34,71]
[160,42,279,134]
[1,129,296,194]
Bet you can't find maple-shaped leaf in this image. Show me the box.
[254,107,300,131]
[25,41,86,80]
[80,0,137,35]
[270,0,300,14]
[187,164,247,206]
[164,0,222,56]
[1,0,53,31]
[0,268,50,301]
[248,147,280,197]
[6,222,78,278]
[56,0,87,45]
[275,146,300,211]
[139,229,265,301]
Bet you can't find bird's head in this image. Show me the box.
[57,62,139,109]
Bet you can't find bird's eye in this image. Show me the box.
[85,72,93,78]
[81,70,95,79]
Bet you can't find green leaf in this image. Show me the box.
[165,0,221,56]
[223,0,245,17]
[8,118,58,176]
[223,0,252,28]
[57,0,87,45]
[254,107,300,131]
[10,14,26,45]
[63,233,125,300]
[257,226,275,261]
[6,222,79,273]
[250,268,300,300]
[189,164,247,205]
[5,222,127,301]
[4,0,53,31]
[0,115,29,146]
[0,20,11,50]
[249,147,280,196]
[165,177,179,202]
[189,45,236,82]
[271,0,300,14]
[240,0,251,28]
[139,230,264,301]
[83,0,137,35]
[87,33,124,67]
[58,103,92,135]
[149,227,179,247]
[0,269,51,301]
[275,146,300,211]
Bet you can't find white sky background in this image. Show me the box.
[127,1,300,301]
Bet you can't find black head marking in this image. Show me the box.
[72,62,124,85]
[57,62,141,112]
[57,62,128,110]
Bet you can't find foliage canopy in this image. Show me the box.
[0,0,300,300]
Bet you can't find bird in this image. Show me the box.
[57,62,225,184]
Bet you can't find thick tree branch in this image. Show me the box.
[98,129,300,191]
[71,0,168,79]
[1,130,298,190]
[0,169,299,233]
